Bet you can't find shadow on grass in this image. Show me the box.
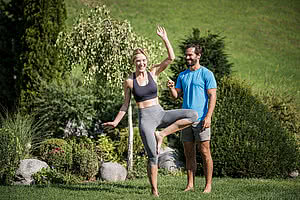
[49,181,148,193]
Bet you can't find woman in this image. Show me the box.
[103,26,198,197]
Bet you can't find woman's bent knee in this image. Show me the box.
[188,110,198,122]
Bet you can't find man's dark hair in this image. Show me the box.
[185,44,203,55]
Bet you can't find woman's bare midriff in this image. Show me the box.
[136,97,159,109]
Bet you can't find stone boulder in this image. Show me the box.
[14,159,49,185]
[158,147,184,171]
[100,162,127,182]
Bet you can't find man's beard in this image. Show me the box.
[186,59,197,67]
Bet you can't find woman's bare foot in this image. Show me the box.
[152,189,159,197]
[184,186,194,192]
[155,131,163,154]
[203,185,212,193]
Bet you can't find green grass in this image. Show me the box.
[65,0,300,107]
[1,176,299,200]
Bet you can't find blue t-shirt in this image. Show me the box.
[175,66,217,120]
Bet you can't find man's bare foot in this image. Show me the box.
[155,131,163,154]
[184,186,194,192]
[203,185,212,193]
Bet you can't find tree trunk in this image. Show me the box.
[127,101,134,172]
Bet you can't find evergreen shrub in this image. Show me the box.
[210,76,299,178]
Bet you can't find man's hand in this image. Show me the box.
[167,80,175,89]
[203,116,212,129]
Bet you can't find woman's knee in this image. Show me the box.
[148,155,159,166]
[191,110,198,122]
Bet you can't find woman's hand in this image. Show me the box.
[102,121,117,128]
[156,25,167,40]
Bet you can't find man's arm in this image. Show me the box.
[203,88,217,128]
[167,80,183,99]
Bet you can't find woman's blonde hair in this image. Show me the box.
[131,48,148,64]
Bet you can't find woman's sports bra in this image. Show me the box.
[132,72,158,102]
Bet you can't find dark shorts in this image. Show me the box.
[181,121,211,142]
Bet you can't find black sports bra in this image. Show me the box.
[132,72,158,102]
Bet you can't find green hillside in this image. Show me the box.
[66,0,300,106]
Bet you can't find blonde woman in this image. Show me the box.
[103,26,198,197]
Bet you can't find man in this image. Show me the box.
[167,43,217,193]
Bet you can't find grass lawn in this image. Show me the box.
[66,0,300,107]
[1,176,299,200]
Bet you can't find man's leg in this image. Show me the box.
[183,141,196,191]
[198,140,213,193]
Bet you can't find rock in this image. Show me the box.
[289,170,299,178]
[14,159,49,185]
[100,162,127,182]
[158,147,184,171]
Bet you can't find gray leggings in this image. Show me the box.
[138,104,198,165]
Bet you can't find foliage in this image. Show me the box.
[95,135,120,163]
[32,167,82,185]
[32,76,99,138]
[57,5,164,127]
[160,29,233,110]
[258,89,300,139]
[126,155,148,179]
[0,111,45,185]
[37,136,99,180]
[71,136,99,180]
[210,76,299,178]
[18,0,67,112]
[37,138,73,172]
[114,127,146,160]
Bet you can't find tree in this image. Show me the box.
[57,5,164,171]
[19,0,67,112]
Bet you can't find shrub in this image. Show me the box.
[210,76,299,178]
[0,111,44,185]
[32,76,99,138]
[70,136,99,180]
[33,167,81,185]
[259,89,300,139]
[95,135,120,163]
[37,138,73,172]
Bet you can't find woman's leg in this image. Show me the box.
[138,107,161,196]
[156,109,198,153]
[147,163,159,196]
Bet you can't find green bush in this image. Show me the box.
[32,76,99,138]
[38,138,73,172]
[0,111,44,185]
[33,167,81,185]
[71,136,99,180]
[95,135,120,163]
[259,89,300,139]
[37,137,99,180]
[210,76,299,178]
